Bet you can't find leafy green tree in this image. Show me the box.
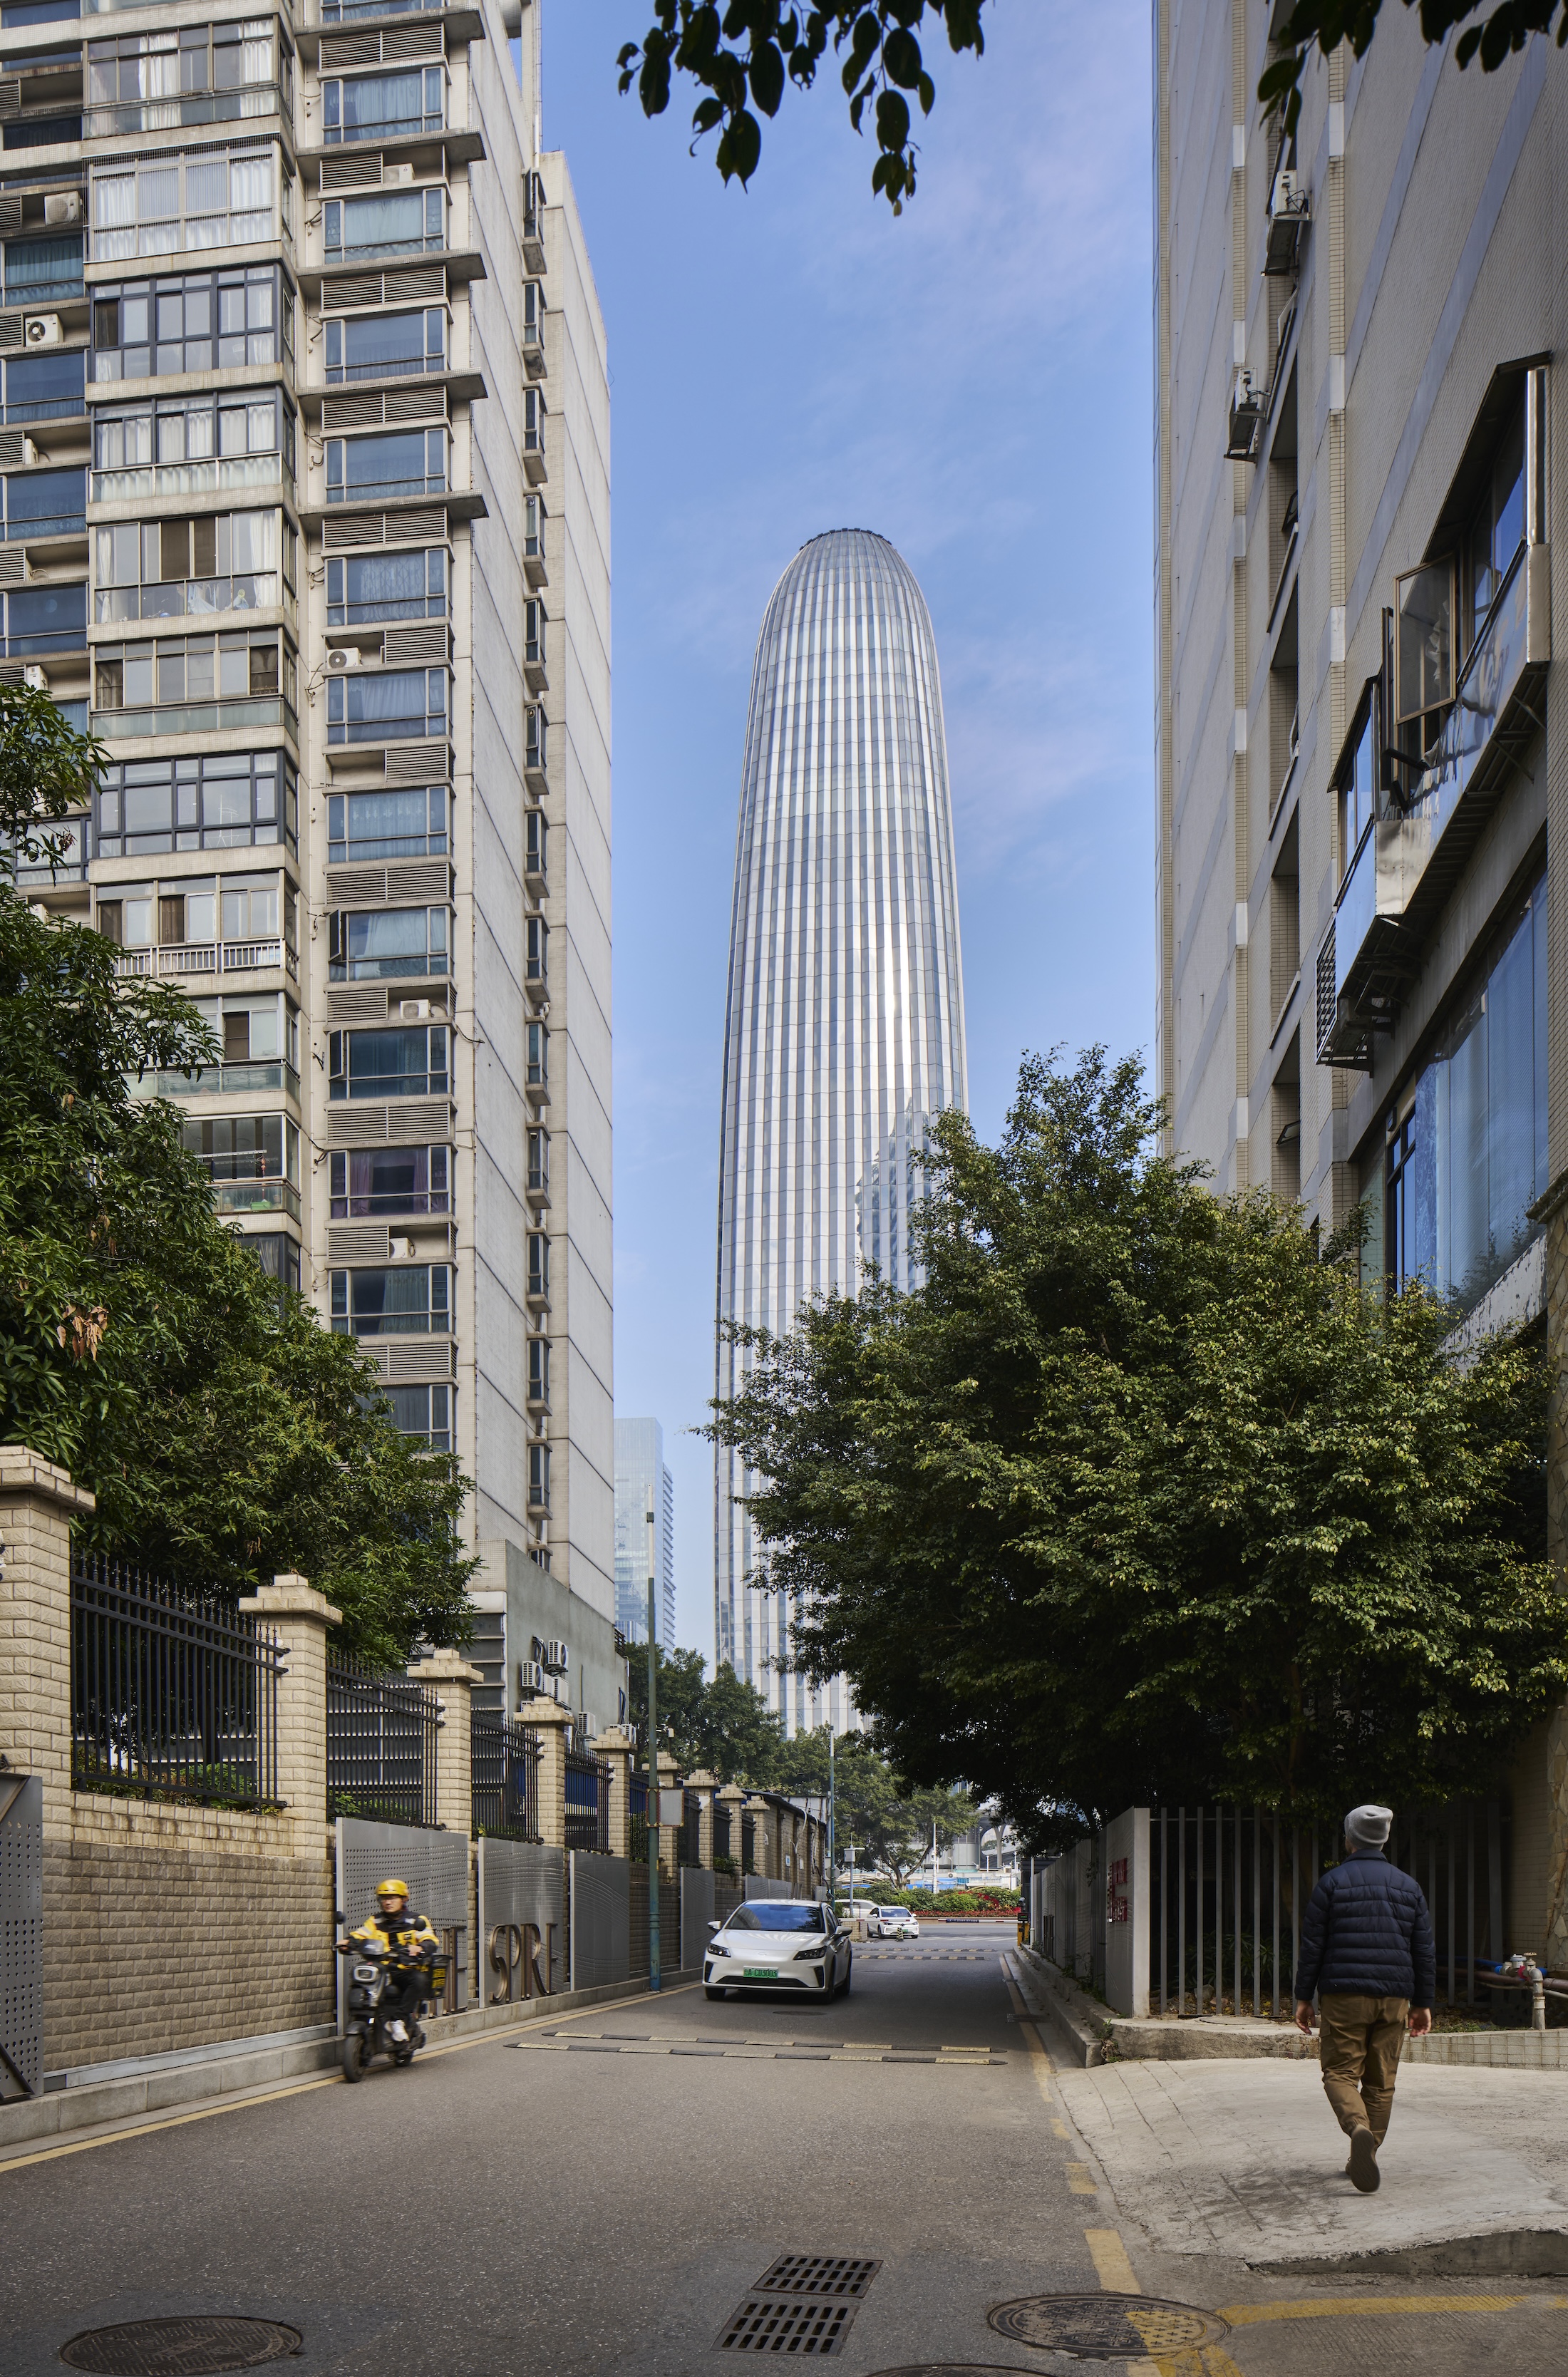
[624,1639,785,1781]
[614,2,1559,213]
[1,691,475,1665]
[625,1640,711,1763]
[708,1049,1568,1834]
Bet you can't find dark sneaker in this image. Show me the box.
[1348,2128,1381,2192]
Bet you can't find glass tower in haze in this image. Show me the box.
[713,529,967,1733]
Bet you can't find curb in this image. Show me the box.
[1011,1944,1110,2066]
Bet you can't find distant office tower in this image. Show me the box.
[713,529,967,1733]
[615,1418,675,1649]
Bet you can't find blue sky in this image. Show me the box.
[537,4,1154,1658]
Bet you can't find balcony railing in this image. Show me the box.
[212,1177,301,1220]
[93,694,298,744]
[95,574,284,627]
[326,470,445,505]
[93,454,287,506]
[4,508,85,542]
[319,0,448,18]
[84,83,287,139]
[1316,542,1547,1067]
[133,1058,301,1101]
[5,393,84,426]
[115,937,296,979]
[324,231,444,264]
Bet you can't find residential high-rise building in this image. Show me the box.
[19,0,617,1728]
[614,1416,674,1650]
[1154,8,1564,1954]
[713,527,967,1734]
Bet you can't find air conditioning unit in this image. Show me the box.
[388,1234,414,1259]
[1264,167,1309,274]
[399,998,430,1022]
[1269,167,1306,220]
[21,436,36,466]
[23,663,46,690]
[385,161,415,186]
[1227,367,1263,460]
[542,1639,568,1674]
[326,646,362,671]
[581,1711,599,1741]
[23,315,61,349]
[44,191,81,226]
[517,1659,545,1696]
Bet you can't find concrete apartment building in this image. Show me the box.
[15,0,617,1729]
[613,1414,674,1651]
[1155,6,1565,1951]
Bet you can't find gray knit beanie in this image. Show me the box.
[1345,1803,1393,1849]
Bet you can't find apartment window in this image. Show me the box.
[326,545,445,627]
[90,143,289,264]
[329,1143,449,1218]
[5,230,82,305]
[1,345,83,423]
[94,509,294,624]
[324,305,445,384]
[97,751,295,858]
[522,278,542,349]
[166,989,297,1080]
[329,903,448,979]
[524,493,543,557]
[1463,398,1526,651]
[328,1021,448,1100]
[385,1381,451,1452]
[526,1127,547,1196]
[94,630,294,733]
[326,664,445,744]
[86,21,292,136]
[527,1231,548,1298]
[525,707,546,771]
[1268,584,1298,810]
[1269,808,1299,1021]
[525,1019,547,1090]
[92,385,295,500]
[102,864,292,952]
[92,264,292,381]
[182,1113,299,1217]
[1386,870,1547,1316]
[524,808,545,879]
[1,580,83,654]
[95,880,153,947]
[327,781,446,864]
[1271,1033,1301,1202]
[525,914,546,987]
[527,1336,550,1406]
[249,1232,300,1292]
[1334,684,1376,886]
[322,64,443,143]
[1,465,83,539]
[323,182,443,262]
[527,1441,549,1510]
[522,384,545,455]
[325,425,445,504]
[331,1262,450,1336]
[523,597,545,666]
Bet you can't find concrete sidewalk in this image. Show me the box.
[1053,2052,1568,2274]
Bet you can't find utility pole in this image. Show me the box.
[646,1509,659,1992]
[827,1728,835,1902]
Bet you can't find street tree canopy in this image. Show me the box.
[708,1050,1568,1835]
[777,1726,976,1882]
[615,1,1562,211]
[626,1639,786,1782]
[1,691,475,1665]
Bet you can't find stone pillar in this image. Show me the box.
[0,1448,96,1840]
[520,1693,571,1849]
[716,1780,746,1875]
[408,1649,482,1839]
[591,1723,635,1859]
[745,1794,770,1879]
[656,1748,681,1873]
[686,1769,717,1868]
[237,1574,342,1825]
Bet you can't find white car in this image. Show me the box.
[870,1907,919,1941]
[705,1899,854,2000]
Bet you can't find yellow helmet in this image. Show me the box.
[376,1878,410,1900]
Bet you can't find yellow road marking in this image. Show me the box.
[1067,2160,1098,2195]
[0,1979,700,2175]
[1220,2295,1567,2325]
[1052,2118,1072,2138]
[1086,2229,1141,2291]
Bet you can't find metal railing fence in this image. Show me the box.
[681,1788,701,1868]
[564,1736,610,1854]
[713,1803,732,1864]
[470,1711,540,1841]
[325,1649,438,1827]
[71,1551,283,1806]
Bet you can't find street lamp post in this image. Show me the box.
[646,1510,659,1994]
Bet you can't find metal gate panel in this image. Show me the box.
[477,1837,564,2001]
[336,1817,470,1930]
[569,1851,629,1991]
[0,1775,42,2099]
[680,1865,715,1973]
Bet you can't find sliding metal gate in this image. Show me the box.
[0,1774,42,2100]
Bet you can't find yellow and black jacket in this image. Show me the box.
[346,1906,440,1963]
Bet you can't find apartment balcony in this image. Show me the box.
[132,1058,301,1102]
[83,86,289,142]
[93,454,289,507]
[1316,544,1549,1068]
[211,1176,301,1221]
[525,1173,550,1214]
[95,574,292,630]
[93,694,299,746]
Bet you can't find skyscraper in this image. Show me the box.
[713,528,967,1733]
[614,1416,674,1650]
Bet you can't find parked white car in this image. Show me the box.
[704,1899,853,1999]
[870,1907,919,1941]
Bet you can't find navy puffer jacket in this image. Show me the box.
[1292,1850,1436,2006]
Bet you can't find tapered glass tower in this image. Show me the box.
[714,530,967,1731]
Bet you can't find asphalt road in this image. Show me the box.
[2,1922,1564,2376]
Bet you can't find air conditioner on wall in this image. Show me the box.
[23,315,61,348]
[326,646,361,671]
[517,1659,545,1696]
[43,191,81,225]
[542,1639,567,1673]
[23,664,45,689]
[399,999,430,1022]
[388,1234,414,1259]
[385,161,414,185]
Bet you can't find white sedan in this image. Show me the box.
[705,1900,853,2000]
[870,1907,919,1940]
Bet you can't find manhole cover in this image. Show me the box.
[988,2294,1229,2359]
[755,2256,882,2299]
[716,2296,857,2353]
[60,2319,302,2375]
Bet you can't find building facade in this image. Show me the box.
[1154,5,1566,1954]
[17,0,617,1728]
[614,1414,674,1649]
[713,528,967,1734]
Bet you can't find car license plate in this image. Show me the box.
[743,1966,778,1979]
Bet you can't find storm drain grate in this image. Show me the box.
[988,2294,1229,2359]
[716,2298,857,2354]
[755,2256,882,2300]
[59,2319,303,2375]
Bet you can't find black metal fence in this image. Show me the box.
[741,1810,755,1875]
[471,1713,540,1841]
[681,1788,702,1868]
[71,1552,284,1807]
[564,1733,610,1853]
[713,1801,732,1864]
[325,1650,438,1827]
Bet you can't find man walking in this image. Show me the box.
[1293,1804,1435,2193]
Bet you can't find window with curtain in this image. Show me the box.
[91,147,279,261]
[326,545,445,625]
[322,65,443,143]
[4,233,82,301]
[326,665,445,743]
[323,183,443,259]
[326,783,447,863]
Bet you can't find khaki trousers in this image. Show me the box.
[1318,1992,1408,2143]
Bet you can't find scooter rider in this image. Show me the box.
[337,1878,440,2044]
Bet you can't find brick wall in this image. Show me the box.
[44,1795,334,2071]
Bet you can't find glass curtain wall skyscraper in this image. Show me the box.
[614,1416,674,1649]
[714,529,967,1733]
